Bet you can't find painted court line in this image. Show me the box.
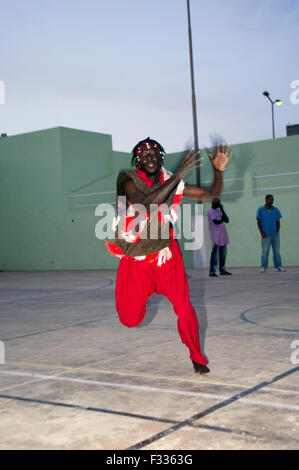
[127,364,299,450]
[0,392,178,425]
[0,391,294,445]
[6,361,299,395]
[1,316,112,342]
[0,369,298,412]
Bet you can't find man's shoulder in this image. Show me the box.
[117,168,136,177]
[256,206,265,219]
[117,169,137,183]
[117,169,137,195]
[272,206,282,216]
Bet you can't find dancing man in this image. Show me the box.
[106,138,231,374]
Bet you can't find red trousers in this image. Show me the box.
[115,239,207,365]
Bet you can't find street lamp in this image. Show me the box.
[263,91,282,139]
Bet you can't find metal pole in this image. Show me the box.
[186,0,200,187]
[263,92,276,140]
[271,101,275,139]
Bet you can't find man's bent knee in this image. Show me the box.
[117,306,146,328]
[119,317,139,328]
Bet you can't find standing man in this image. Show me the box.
[106,138,231,375]
[256,194,285,273]
[207,198,231,277]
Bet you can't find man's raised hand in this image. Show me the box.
[209,143,232,172]
[177,148,203,179]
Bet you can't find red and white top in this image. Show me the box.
[105,167,185,266]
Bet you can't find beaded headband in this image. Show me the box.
[135,141,164,163]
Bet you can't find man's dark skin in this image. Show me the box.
[124,144,232,208]
[257,195,279,238]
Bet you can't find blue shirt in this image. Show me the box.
[256,205,282,235]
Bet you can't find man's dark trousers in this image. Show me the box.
[210,244,227,274]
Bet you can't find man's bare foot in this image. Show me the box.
[192,360,210,374]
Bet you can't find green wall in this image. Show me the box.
[0,127,298,270]
[59,127,116,269]
[0,128,63,269]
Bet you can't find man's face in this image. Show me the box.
[139,146,162,175]
[266,196,274,207]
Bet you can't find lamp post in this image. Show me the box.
[263,91,282,139]
[186,0,200,187]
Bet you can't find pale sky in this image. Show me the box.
[1,0,299,153]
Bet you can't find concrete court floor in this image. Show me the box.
[0,266,298,450]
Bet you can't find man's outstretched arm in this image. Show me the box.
[183,170,222,202]
[123,148,201,207]
[124,144,232,206]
